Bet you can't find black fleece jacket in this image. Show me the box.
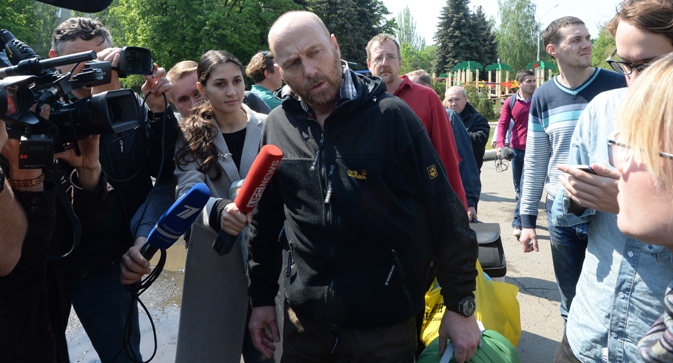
[247,71,478,329]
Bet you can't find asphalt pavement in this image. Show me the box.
[67,154,564,362]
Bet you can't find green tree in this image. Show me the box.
[396,6,424,50]
[592,29,615,70]
[0,0,38,50]
[110,0,299,85]
[308,0,392,66]
[433,0,476,75]
[29,3,64,57]
[495,0,538,71]
[400,42,436,74]
[470,6,498,68]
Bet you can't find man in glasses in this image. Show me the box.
[246,51,284,110]
[365,34,471,219]
[517,16,624,325]
[553,0,673,361]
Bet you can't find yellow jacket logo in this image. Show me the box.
[347,169,367,180]
[427,165,438,179]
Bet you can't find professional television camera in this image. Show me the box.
[0,29,153,169]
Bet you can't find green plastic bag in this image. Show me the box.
[416,330,520,363]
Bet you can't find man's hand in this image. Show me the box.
[2,105,49,190]
[221,202,248,236]
[120,237,151,285]
[142,65,173,113]
[91,47,122,95]
[495,147,501,158]
[467,207,478,222]
[438,311,481,363]
[519,227,538,252]
[557,163,620,214]
[249,306,280,359]
[54,135,102,190]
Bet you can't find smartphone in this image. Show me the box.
[574,165,596,174]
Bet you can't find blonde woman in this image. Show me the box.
[613,52,673,362]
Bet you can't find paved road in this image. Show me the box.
[68,156,564,362]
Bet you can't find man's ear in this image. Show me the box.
[545,44,557,58]
[331,34,341,59]
[196,82,205,94]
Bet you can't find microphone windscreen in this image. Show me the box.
[145,182,210,251]
[234,145,283,213]
[36,0,113,12]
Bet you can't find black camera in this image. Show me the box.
[118,46,153,78]
[0,29,150,169]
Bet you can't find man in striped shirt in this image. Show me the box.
[517,16,625,322]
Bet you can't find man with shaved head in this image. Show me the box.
[246,10,480,363]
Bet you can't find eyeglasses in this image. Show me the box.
[605,49,656,75]
[371,54,398,65]
[607,131,673,168]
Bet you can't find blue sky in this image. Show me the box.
[381,0,620,45]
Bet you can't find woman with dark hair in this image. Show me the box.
[173,50,267,362]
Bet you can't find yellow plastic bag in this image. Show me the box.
[421,261,521,347]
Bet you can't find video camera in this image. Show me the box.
[0,29,154,168]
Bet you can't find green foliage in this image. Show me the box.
[432,0,497,76]
[109,0,300,88]
[308,0,392,67]
[399,42,436,75]
[396,6,424,50]
[464,83,496,120]
[592,29,615,70]
[470,6,498,68]
[433,0,475,75]
[495,0,539,71]
[0,0,37,46]
[432,79,446,98]
[6,0,392,89]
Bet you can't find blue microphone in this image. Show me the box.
[140,183,210,259]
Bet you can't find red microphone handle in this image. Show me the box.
[234,144,283,213]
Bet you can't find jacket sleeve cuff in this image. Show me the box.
[209,199,229,232]
[521,214,538,229]
[72,171,110,209]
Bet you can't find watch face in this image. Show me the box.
[459,297,476,317]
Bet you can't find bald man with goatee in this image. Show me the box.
[246,10,480,363]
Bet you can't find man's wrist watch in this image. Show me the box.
[448,296,476,318]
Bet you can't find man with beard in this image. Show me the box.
[366,34,469,215]
[247,10,481,363]
[517,16,624,324]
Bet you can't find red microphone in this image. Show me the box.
[234,144,283,213]
[213,144,283,255]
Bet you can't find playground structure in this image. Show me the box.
[436,60,556,107]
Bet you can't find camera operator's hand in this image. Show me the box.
[54,135,102,190]
[91,47,122,95]
[142,64,173,113]
[1,105,51,191]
